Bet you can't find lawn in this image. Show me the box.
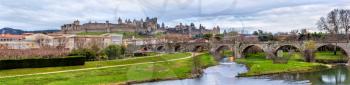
[0,52,217,85]
[0,53,190,77]
[195,53,218,68]
[236,52,328,77]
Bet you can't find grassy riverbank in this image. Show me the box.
[315,51,348,63]
[236,53,329,77]
[289,51,348,63]
[0,52,217,85]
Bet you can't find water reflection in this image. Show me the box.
[262,65,350,85]
[302,65,350,85]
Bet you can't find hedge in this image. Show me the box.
[0,56,85,70]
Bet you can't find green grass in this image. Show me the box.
[236,52,328,77]
[0,52,217,85]
[245,52,266,60]
[284,51,348,63]
[287,52,303,60]
[315,51,348,62]
[221,50,234,57]
[196,53,218,68]
[0,53,190,77]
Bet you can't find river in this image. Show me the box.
[136,58,350,85]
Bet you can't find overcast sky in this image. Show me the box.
[0,0,349,33]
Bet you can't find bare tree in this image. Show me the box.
[317,9,339,55]
[339,9,350,42]
[317,9,350,55]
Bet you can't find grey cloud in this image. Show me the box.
[0,0,349,32]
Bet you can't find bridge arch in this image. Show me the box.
[274,45,301,54]
[316,44,349,56]
[156,46,165,52]
[139,46,151,52]
[174,45,182,52]
[210,45,234,60]
[242,45,266,58]
[193,45,206,52]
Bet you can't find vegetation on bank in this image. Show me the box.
[195,53,218,68]
[288,51,348,63]
[0,52,217,85]
[315,51,348,63]
[236,52,329,77]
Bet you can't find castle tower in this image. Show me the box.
[118,17,123,24]
[106,20,111,33]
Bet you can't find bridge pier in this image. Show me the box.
[347,58,350,66]
[234,49,242,58]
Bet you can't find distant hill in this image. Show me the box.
[0,27,60,35]
[0,27,24,35]
[26,30,60,34]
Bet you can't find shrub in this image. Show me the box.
[0,56,85,70]
[70,48,97,61]
[304,40,316,62]
[103,45,124,60]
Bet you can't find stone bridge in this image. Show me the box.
[126,42,210,54]
[210,41,350,61]
[126,41,350,62]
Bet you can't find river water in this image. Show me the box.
[137,59,350,85]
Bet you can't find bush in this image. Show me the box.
[103,45,124,60]
[304,40,316,62]
[0,56,85,70]
[70,48,97,61]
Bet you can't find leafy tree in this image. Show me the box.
[252,30,274,41]
[203,34,213,40]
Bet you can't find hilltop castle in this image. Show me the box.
[165,23,220,36]
[61,17,220,36]
[61,17,159,34]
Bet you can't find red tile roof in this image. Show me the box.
[0,34,25,40]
